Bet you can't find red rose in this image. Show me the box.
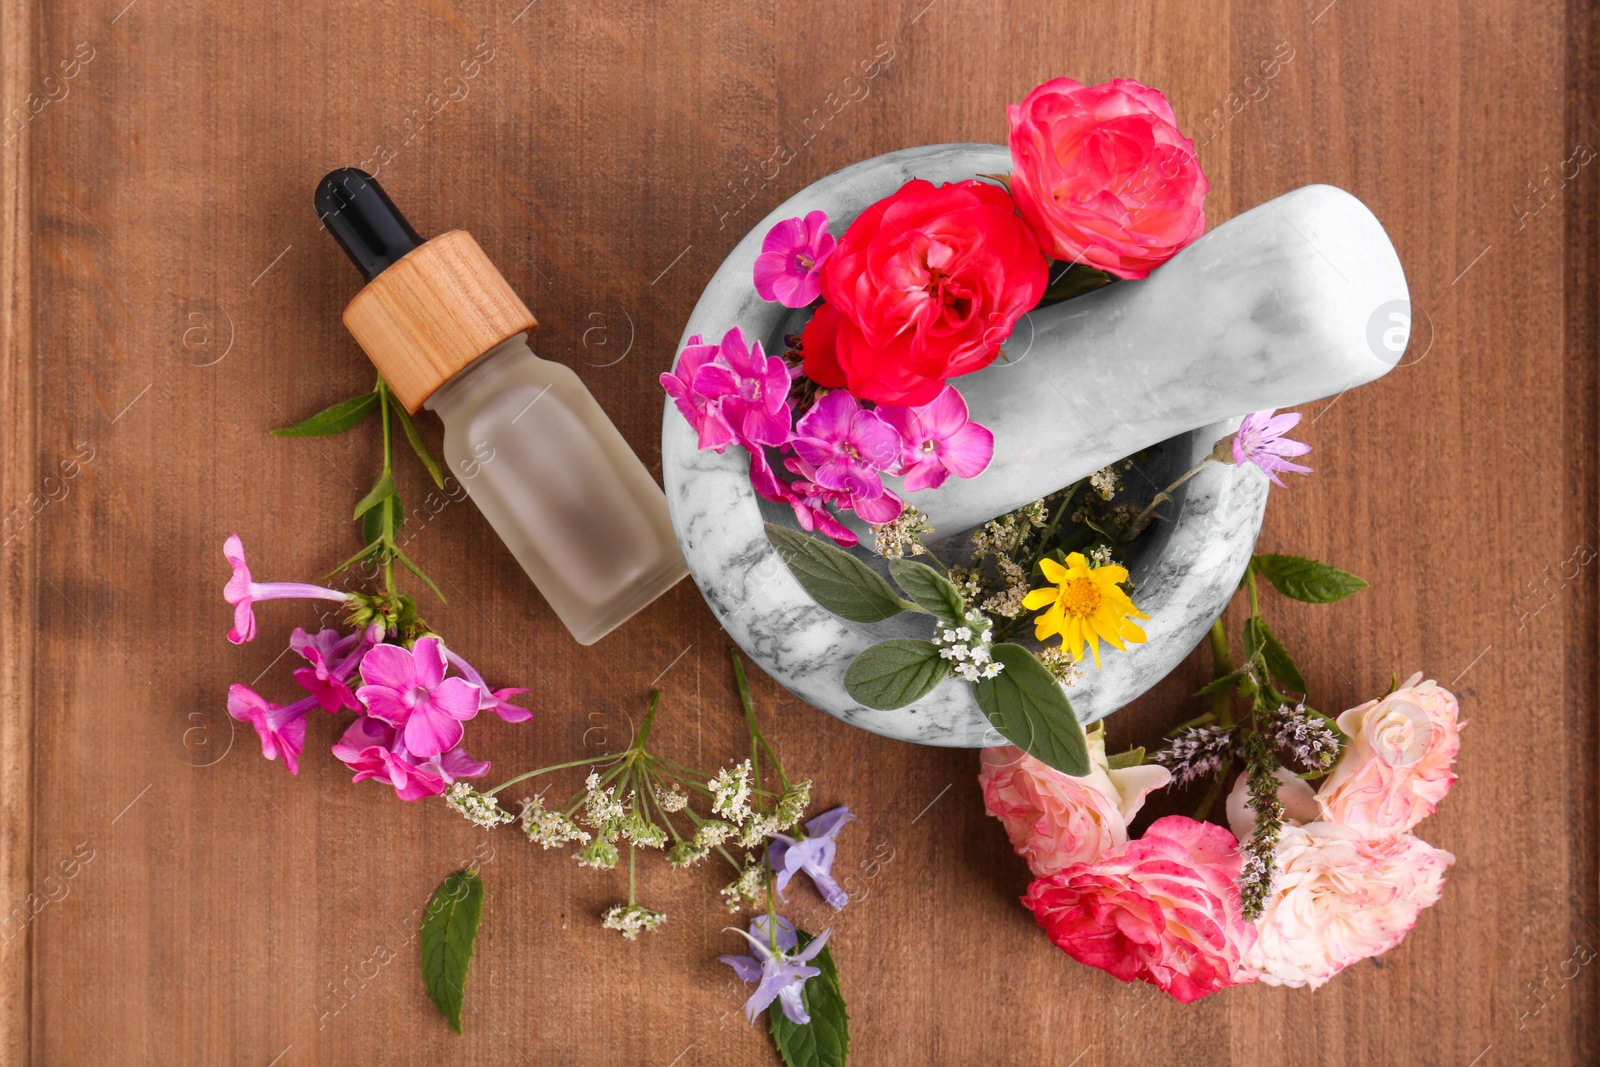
[801,179,1047,406]
[1008,77,1208,279]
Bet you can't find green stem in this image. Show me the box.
[627,843,637,906]
[376,375,397,598]
[485,755,615,797]
[633,690,662,753]
[1192,756,1234,821]
[1122,457,1216,545]
[732,649,787,791]
[1208,617,1236,728]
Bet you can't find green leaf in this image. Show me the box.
[844,639,949,710]
[1194,671,1244,697]
[1252,616,1307,695]
[362,490,403,546]
[390,393,446,489]
[353,470,397,520]
[887,559,967,622]
[1038,262,1115,304]
[1253,554,1369,604]
[765,524,917,622]
[770,931,849,1067]
[394,544,447,604]
[272,391,379,437]
[420,868,483,1035]
[1106,746,1146,770]
[326,538,382,580]
[973,644,1090,776]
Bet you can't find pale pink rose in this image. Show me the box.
[1247,822,1454,988]
[1023,816,1257,1002]
[980,738,1170,876]
[1317,674,1463,837]
[1226,767,1319,840]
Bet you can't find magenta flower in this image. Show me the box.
[753,210,835,308]
[331,716,489,802]
[290,627,369,712]
[876,386,995,492]
[226,684,311,775]
[768,806,857,909]
[355,637,481,758]
[660,335,737,453]
[1231,409,1313,487]
[785,476,859,547]
[784,455,903,535]
[720,915,834,1025]
[790,391,900,500]
[692,328,793,448]
[444,647,533,723]
[223,534,349,645]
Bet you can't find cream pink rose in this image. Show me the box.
[1247,822,1454,988]
[980,738,1170,876]
[1007,77,1208,279]
[1316,674,1463,837]
[1023,816,1257,1002]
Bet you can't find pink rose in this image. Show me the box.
[1022,816,1257,1002]
[801,178,1047,406]
[1007,77,1208,279]
[1247,822,1454,988]
[1316,674,1463,837]
[980,739,1170,876]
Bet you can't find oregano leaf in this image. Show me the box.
[844,639,948,709]
[765,524,917,622]
[887,559,967,623]
[1253,554,1369,604]
[420,867,484,1035]
[973,644,1090,776]
[769,932,849,1067]
[272,391,379,437]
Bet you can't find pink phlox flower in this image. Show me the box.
[331,716,489,802]
[785,455,903,535]
[692,328,793,448]
[753,210,836,308]
[355,636,481,759]
[444,647,533,723]
[876,385,995,492]
[226,684,311,775]
[223,534,350,645]
[290,627,373,712]
[790,391,900,500]
[660,335,737,453]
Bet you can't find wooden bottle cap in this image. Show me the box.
[341,230,537,412]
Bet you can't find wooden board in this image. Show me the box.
[2,0,1595,1063]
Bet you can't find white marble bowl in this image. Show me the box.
[661,144,1403,747]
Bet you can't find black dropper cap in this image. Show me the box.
[315,168,424,282]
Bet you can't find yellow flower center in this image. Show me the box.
[1059,576,1104,619]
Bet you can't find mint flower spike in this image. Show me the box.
[719,915,833,1026]
[223,534,349,644]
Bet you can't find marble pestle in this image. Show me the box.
[909,183,1410,536]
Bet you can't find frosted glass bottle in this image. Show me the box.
[317,167,685,644]
[425,334,686,643]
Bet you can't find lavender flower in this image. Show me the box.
[719,915,833,1025]
[1227,410,1313,486]
[767,806,855,909]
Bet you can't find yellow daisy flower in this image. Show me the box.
[1021,552,1149,668]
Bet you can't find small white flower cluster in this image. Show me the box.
[872,505,932,560]
[980,556,1029,619]
[654,783,690,812]
[581,772,628,839]
[444,782,515,829]
[709,760,752,822]
[518,794,591,849]
[1087,544,1116,568]
[1089,464,1121,501]
[774,779,812,831]
[1272,703,1340,771]
[970,499,1047,558]
[1035,646,1086,689]
[934,609,1004,683]
[600,904,666,941]
[720,855,766,913]
[576,838,620,869]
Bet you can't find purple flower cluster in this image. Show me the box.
[661,211,997,549]
[222,535,531,799]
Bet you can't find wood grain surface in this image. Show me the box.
[3,0,1596,1064]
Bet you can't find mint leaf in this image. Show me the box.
[389,393,446,489]
[420,868,483,1035]
[1253,554,1368,604]
[766,524,917,622]
[844,639,948,709]
[973,644,1090,776]
[272,391,379,437]
[770,932,849,1067]
[1251,617,1307,695]
[887,559,967,623]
